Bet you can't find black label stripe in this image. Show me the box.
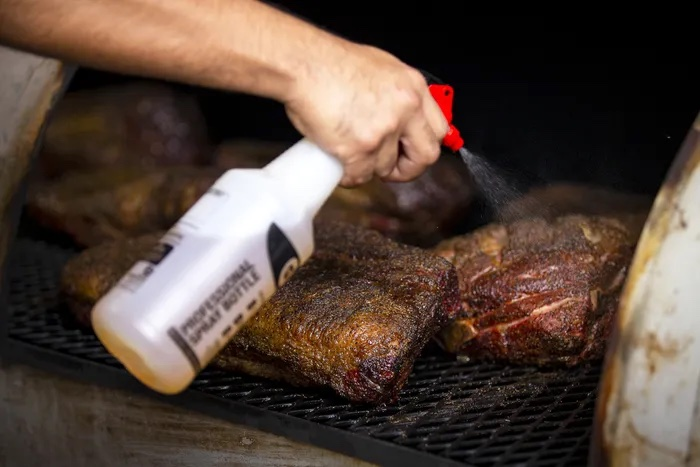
[266,223,299,289]
[167,327,201,373]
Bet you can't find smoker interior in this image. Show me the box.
[2,16,698,466]
[5,220,600,467]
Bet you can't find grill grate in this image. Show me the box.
[3,236,599,467]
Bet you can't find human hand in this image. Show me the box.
[282,41,449,187]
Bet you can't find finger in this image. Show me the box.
[373,132,400,178]
[403,115,442,166]
[422,90,450,141]
[382,116,441,183]
[340,156,375,188]
[381,153,424,183]
[404,114,442,167]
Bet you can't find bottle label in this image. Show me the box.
[157,222,300,373]
[166,258,265,373]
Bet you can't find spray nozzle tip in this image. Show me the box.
[443,125,464,152]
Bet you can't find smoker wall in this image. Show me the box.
[68,12,699,198]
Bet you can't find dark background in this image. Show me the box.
[68,10,699,198]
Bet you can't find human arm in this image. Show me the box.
[0,0,449,186]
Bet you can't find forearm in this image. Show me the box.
[0,0,346,102]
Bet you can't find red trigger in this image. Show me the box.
[427,84,464,152]
[428,84,454,124]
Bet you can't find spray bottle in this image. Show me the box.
[90,71,465,395]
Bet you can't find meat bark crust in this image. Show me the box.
[27,166,224,247]
[36,83,213,180]
[61,221,461,404]
[433,214,640,367]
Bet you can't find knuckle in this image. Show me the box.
[341,174,361,188]
[406,68,427,87]
[345,173,372,187]
[359,173,373,184]
[398,88,421,112]
[386,118,401,134]
[356,129,383,152]
[333,147,359,168]
[330,143,351,161]
[342,161,374,187]
[340,178,357,188]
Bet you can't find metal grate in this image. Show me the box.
[3,236,599,467]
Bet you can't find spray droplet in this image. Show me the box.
[458,147,551,222]
[459,148,519,211]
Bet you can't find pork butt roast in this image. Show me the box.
[433,214,647,367]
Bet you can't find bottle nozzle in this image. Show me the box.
[263,139,344,216]
[443,124,464,152]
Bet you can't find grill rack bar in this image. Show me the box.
[4,339,464,467]
[2,236,600,467]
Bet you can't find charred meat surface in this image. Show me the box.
[36,83,213,179]
[433,214,642,367]
[27,166,223,247]
[61,222,462,404]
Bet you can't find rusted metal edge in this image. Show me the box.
[0,46,76,360]
[590,112,700,467]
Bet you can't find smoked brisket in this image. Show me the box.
[433,214,644,367]
[60,222,461,404]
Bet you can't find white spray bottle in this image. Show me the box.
[90,139,342,394]
[90,74,465,395]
